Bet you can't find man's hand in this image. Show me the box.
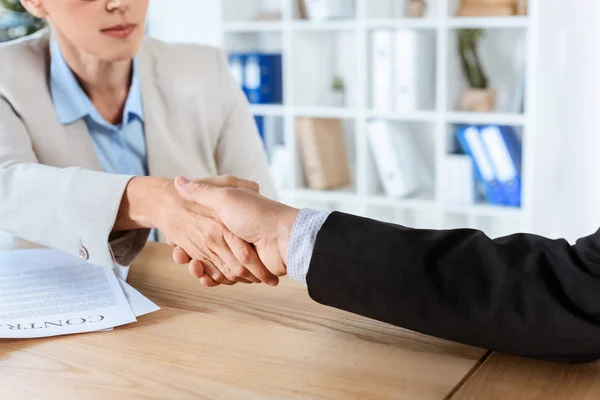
[117,175,280,287]
[173,176,300,282]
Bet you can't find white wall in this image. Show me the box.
[147,0,223,47]
[531,0,600,242]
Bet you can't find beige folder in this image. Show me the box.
[461,0,516,6]
[296,118,351,190]
[459,4,516,16]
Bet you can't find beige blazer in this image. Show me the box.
[0,31,276,268]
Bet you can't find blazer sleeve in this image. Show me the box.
[306,212,600,363]
[213,49,278,200]
[0,97,150,268]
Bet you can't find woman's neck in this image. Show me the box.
[56,37,132,125]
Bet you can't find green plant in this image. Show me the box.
[0,0,23,12]
[0,0,45,42]
[331,76,345,93]
[458,29,489,89]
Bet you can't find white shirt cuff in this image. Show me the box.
[287,209,331,285]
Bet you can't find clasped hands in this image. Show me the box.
[157,175,299,288]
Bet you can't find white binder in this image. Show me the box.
[367,120,427,198]
[394,30,436,111]
[303,0,355,20]
[371,30,394,111]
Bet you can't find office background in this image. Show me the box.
[2,0,599,243]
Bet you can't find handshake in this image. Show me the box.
[135,175,300,288]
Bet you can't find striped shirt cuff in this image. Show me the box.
[287,208,331,286]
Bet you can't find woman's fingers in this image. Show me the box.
[188,259,220,287]
[201,258,239,286]
[200,274,220,288]
[173,245,192,264]
[189,222,262,285]
[189,258,254,288]
[188,259,205,278]
[223,230,279,286]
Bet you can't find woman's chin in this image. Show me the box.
[94,36,144,62]
[97,46,141,63]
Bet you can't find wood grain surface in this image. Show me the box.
[0,243,485,399]
[451,352,600,400]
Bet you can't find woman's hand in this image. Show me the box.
[174,177,298,283]
[116,175,279,287]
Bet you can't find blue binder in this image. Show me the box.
[243,53,283,104]
[228,53,247,96]
[479,125,522,207]
[456,125,504,205]
[254,115,265,143]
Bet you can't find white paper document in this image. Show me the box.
[118,277,160,317]
[0,249,159,339]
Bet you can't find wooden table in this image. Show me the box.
[1,243,600,399]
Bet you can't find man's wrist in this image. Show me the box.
[278,206,300,265]
[286,209,331,285]
[115,176,172,231]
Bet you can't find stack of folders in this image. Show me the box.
[228,52,283,105]
[456,125,522,207]
[367,120,432,198]
[371,29,435,112]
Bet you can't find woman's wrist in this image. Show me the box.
[114,176,172,231]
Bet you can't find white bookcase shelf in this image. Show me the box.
[445,203,526,218]
[250,104,286,116]
[291,20,357,31]
[445,111,526,126]
[446,16,530,29]
[365,19,438,30]
[223,21,283,32]
[366,110,439,122]
[292,106,358,119]
[220,0,539,236]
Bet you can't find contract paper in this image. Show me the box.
[118,277,160,317]
[0,249,155,339]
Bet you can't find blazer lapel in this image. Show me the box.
[137,42,169,177]
[35,33,102,172]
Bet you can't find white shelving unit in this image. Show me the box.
[219,0,538,237]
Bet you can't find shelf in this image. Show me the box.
[446,17,529,29]
[282,188,525,219]
[249,108,525,124]
[219,3,537,235]
[291,20,357,31]
[444,204,525,218]
[446,112,526,126]
[292,107,358,119]
[365,19,438,30]
[250,105,286,116]
[283,189,440,209]
[223,17,529,32]
[224,17,529,32]
[223,21,283,32]
[366,195,437,210]
[366,110,438,122]
[283,188,359,203]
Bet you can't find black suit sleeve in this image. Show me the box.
[305,212,600,363]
